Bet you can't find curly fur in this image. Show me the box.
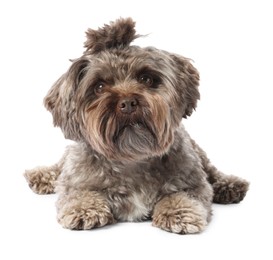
[84,17,140,54]
[24,18,249,234]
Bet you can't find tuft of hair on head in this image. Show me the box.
[84,17,140,54]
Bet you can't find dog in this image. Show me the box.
[24,18,249,234]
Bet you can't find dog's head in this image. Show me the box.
[44,18,199,161]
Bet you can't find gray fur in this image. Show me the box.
[24,18,249,234]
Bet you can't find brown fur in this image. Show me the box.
[24,18,249,234]
[84,17,140,54]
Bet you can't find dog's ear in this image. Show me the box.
[171,54,200,118]
[84,17,139,54]
[44,58,89,140]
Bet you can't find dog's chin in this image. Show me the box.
[111,122,158,161]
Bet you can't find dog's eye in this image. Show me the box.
[94,83,106,95]
[139,74,154,87]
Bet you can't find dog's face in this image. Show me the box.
[44,18,199,161]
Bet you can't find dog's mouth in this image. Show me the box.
[113,120,157,149]
[114,121,154,139]
[119,122,147,132]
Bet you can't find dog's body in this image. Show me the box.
[25,18,249,234]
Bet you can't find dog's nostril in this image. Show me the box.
[118,97,138,114]
[120,102,126,109]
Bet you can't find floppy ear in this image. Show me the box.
[171,54,200,118]
[44,58,90,140]
[84,17,140,54]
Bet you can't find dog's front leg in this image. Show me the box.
[56,190,116,230]
[152,192,210,234]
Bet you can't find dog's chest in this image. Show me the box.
[114,191,153,221]
[104,164,162,221]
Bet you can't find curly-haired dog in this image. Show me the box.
[24,18,249,234]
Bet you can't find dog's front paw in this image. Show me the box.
[152,194,208,234]
[58,206,115,230]
[152,208,207,234]
[57,191,115,230]
[212,176,249,204]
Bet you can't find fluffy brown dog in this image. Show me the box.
[24,18,249,234]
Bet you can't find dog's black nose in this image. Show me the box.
[118,97,138,114]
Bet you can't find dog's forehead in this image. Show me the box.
[90,46,173,75]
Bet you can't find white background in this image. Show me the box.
[1,0,272,259]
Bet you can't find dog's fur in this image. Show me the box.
[24,18,249,234]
